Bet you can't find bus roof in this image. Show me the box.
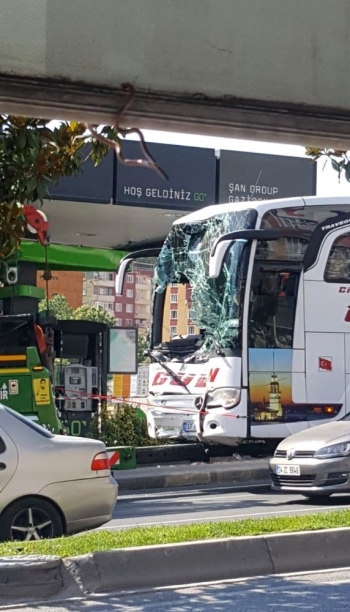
[173,196,350,226]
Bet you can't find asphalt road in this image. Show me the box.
[101,483,350,530]
[13,568,350,611]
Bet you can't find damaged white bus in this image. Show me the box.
[116,196,350,445]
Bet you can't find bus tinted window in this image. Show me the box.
[325,233,350,283]
[249,266,300,349]
[259,205,350,261]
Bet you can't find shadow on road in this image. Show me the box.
[21,573,350,611]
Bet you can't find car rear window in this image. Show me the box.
[4,406,54,438]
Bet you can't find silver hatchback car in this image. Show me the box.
[0,403,118,541]
[270,414,350,499]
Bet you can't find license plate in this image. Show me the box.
[276,464,300,476]
[183,421,196,432]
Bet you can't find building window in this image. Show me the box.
[170,294,178,303]
[170,310,178,319]
[170,326,177,336]
[126,304,133,313]
[100,272,114,281]
[188,325,195,335]
[83,273,86,280]
[126,318,133,325]
[115,303,122,312]
[126,274,134,284]
[82,286,87,296]
[171,283,178,287]
[126,289,134,298]
[99,287,113,296]
[115,318,122,326]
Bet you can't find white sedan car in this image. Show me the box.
[0,403,118,541]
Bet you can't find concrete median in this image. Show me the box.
[0,555,64,599]
[116,458,270,490]
[3,527,350,602]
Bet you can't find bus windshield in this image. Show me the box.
[154,209,257,352]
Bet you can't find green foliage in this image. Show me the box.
[38,294,73,319]
[90,405,154,447]
[0,116,119,206]
[74,304,115,327]
[137,330,150,364]
[1,509,350,558]
[305,146,350,182]
[39,294,115,326]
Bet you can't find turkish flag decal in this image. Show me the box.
[318,357,332,372]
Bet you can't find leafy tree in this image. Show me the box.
[90,405,159,447]
[74,304,115,326]
[0,117,116,206]
[0,118,118,262]
[38,294,73,319]
[305,147,350,182]
[138,330,150,364]
[39,294,114,326]
[0,102,165,265]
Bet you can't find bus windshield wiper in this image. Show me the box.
[145,349,191,394]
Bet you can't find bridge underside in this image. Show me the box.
[1,75,350,149]
[1,0,350,148]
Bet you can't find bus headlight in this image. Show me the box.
[206,388,241,410]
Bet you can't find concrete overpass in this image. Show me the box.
[1,0,350,148]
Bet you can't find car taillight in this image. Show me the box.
[91,452,110,471]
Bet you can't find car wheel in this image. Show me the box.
[0,497,64,542]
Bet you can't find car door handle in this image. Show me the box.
[0,463,6,470]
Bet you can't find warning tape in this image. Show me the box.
[54,387,240,419]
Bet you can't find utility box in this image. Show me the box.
[106,446,136,470]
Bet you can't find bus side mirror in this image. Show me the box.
[115,258,132,296]
[115,248,162,295]
[209,229,281,279]
[209,240,232,278]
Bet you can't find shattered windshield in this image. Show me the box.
[154,209,257,353]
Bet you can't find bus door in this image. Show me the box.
[303,223,350,415]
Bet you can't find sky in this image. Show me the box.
[127,128,350,198]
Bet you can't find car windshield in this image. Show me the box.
[154,208,257,352]
[2,405,54,438]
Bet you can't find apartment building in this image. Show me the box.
[83,263,153,330]
[36,271,84,309]
[161,282,198,341]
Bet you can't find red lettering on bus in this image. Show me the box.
[153,372,168,385]
[208,368,219,383]
[195,375,206,388]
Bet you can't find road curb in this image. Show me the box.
[0,555,64,599]
[4,527,350,602]
[116,462,270,490]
